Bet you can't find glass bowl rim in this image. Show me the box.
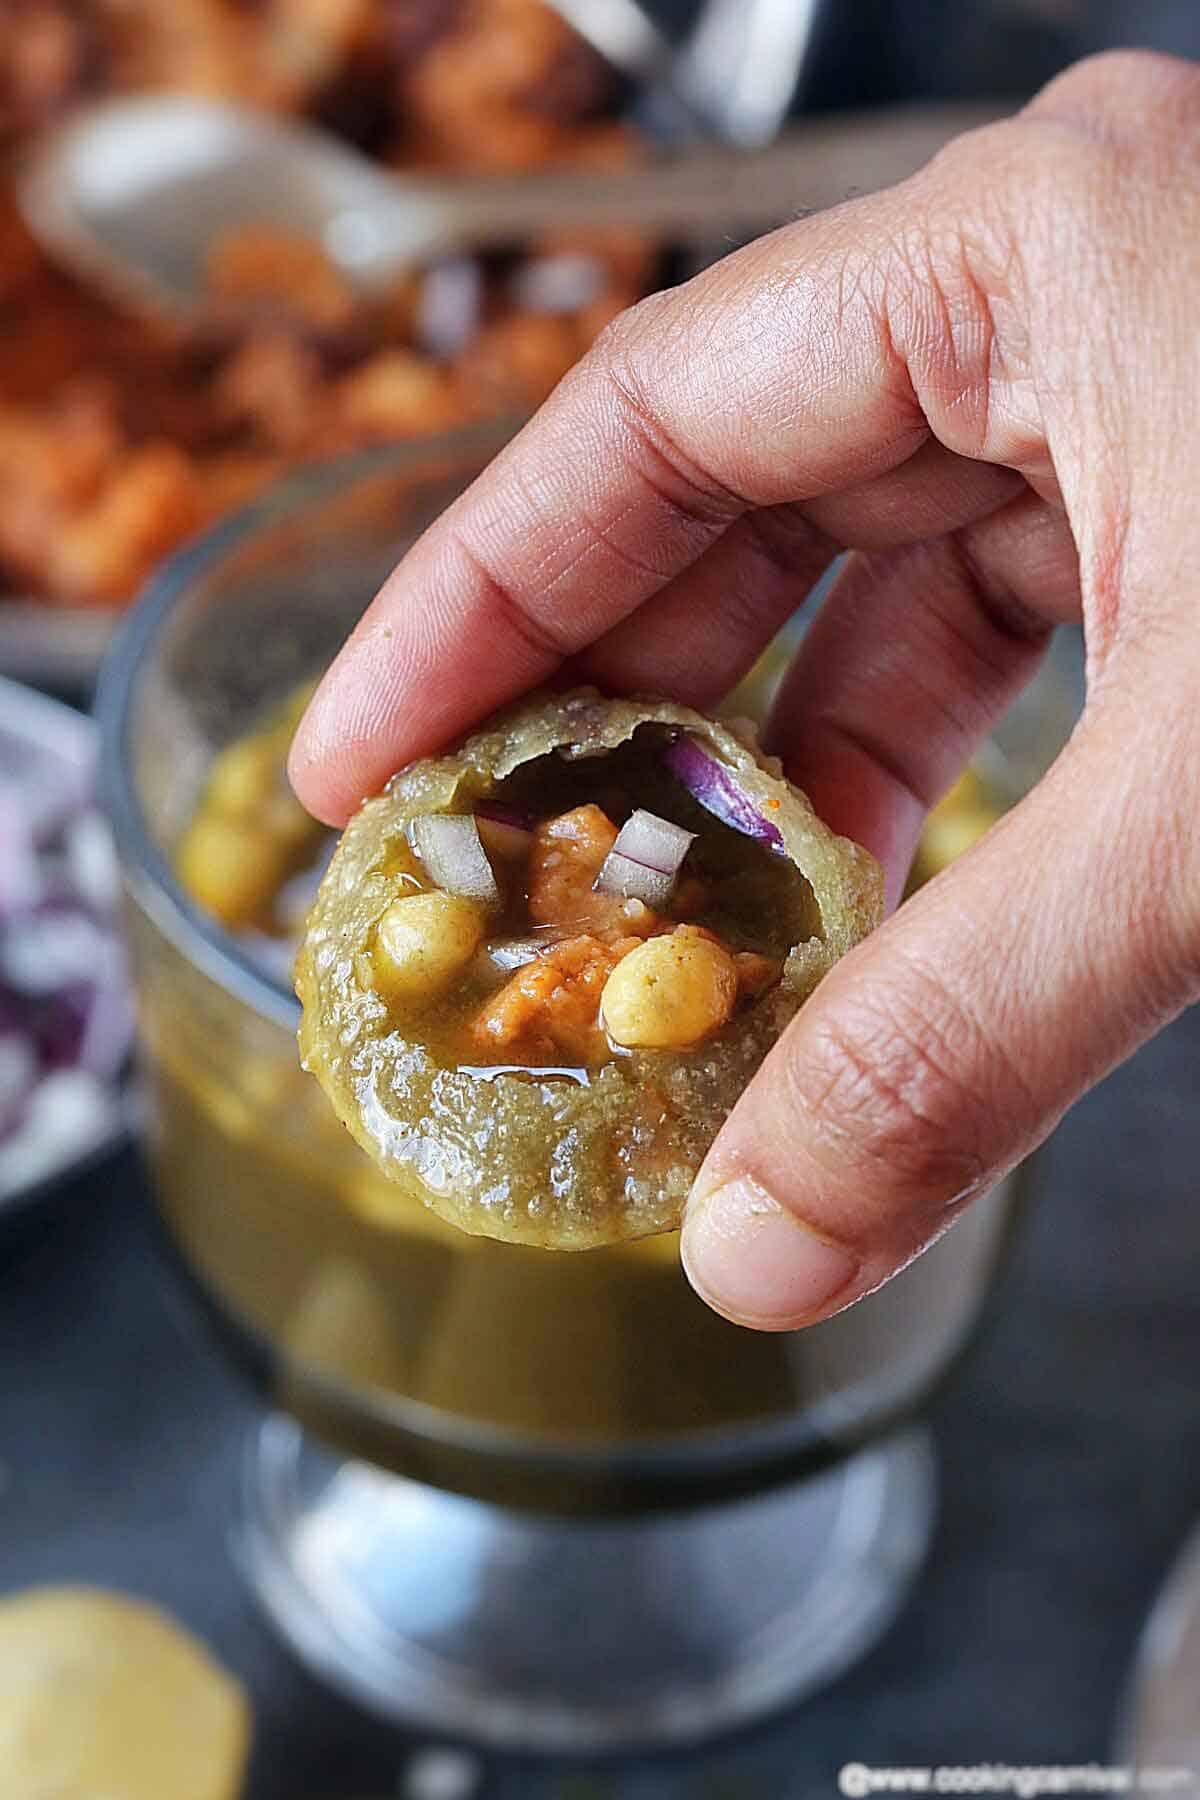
[95,429,512,1033]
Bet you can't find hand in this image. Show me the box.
[290,51,1200,1331]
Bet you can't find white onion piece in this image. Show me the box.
[0,908,111,996]
[64,812,121,912]
[409,814,499,906]
[594,851,675,908]
[615,807,696,872]
[0,1068,113,1192]
[594,808,696,907]
[486,938,545,972]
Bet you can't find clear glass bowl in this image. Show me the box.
[96,434,1073,1748]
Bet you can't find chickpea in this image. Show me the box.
[601,930,737,1051]
[204,734,279,818]
[175,812,289,928]
[372,891,485,1004]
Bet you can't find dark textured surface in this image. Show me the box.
[2,999,1199,1798]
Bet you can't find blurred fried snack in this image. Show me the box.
[0,1584,250,1800]
[0,0,654,612]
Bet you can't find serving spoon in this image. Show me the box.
[17,94,998,327]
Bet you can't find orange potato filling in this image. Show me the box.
[466,803,782,1066]
[472,932,643,1065]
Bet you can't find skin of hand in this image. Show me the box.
[290,50,1200,1331]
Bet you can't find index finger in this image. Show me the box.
[288,139,1012,823]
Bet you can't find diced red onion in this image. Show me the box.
[664,735,785,852]
[0,696,132,1187]
[409,814,499,906]
[594,807,696,907]
[476,800,536,832]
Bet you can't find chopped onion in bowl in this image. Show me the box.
[409,814,500,906]
[0,796,39,916]
[663,734,785,852]
[0,686,133,1203]
[594,807,696,907]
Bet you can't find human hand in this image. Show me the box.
[290,51,1200,1330]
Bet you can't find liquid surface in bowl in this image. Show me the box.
[296,690,883,1249]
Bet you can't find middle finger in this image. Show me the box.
[578,441,1023,705]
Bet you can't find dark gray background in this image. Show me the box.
[5,4,1200,1794]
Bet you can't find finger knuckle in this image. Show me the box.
[875,210,1009,462]
[581,296,751,527]
[581,288,672,375]
[1033,48,1200,139]
[787,976,1009,1219]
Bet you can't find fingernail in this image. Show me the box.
[681,1175,859,1329]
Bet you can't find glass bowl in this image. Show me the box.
[96,433,1075,1749]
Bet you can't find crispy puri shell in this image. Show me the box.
[297,690,883,1249]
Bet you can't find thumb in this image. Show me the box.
[680,686,1200,1329]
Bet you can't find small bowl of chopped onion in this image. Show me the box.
[0,676,133,1223]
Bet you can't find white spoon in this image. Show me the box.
[18,94,1000,327]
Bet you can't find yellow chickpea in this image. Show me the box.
[372,891,485,1004]
[600,930,738,1051]
[203,734,279,818]
[175,812,289,928]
